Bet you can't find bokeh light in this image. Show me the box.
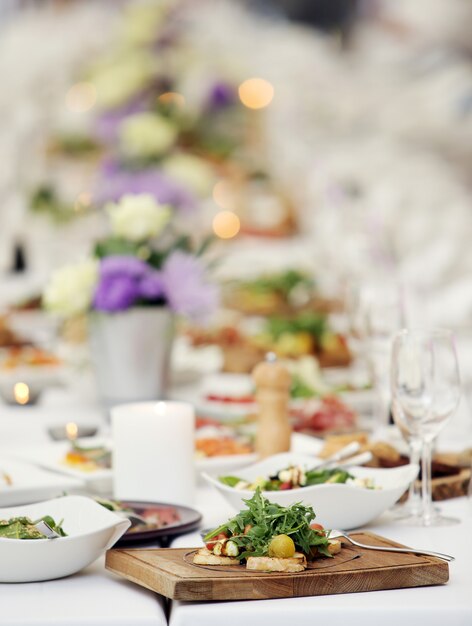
[65,82,96,113]
[65,422,78,441]
[212,210,240,239]
[238,78,274,109]
[14,382,29,405]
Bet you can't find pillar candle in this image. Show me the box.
[111,401,195,506]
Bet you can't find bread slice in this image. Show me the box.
[246,552,307,573]
[310,538,342,558]
[193,547,240,566]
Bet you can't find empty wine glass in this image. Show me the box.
[391,329,461,526]
[345,281,405,434]
[390,402,422,518]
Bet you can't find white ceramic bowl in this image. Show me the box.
[0,495,130,582]
[202,452,419,530]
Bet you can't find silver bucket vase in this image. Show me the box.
[89,307,174,408]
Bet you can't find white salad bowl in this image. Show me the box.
[202,452,419,530]
[0,495,130,583]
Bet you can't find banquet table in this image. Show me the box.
[0,392,471,626]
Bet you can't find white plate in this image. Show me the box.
[203,451,419,530]
[0,459,84,506]
[8,438,112,494]
[196,453,258,475]
[195,433,321,476]
[0,495,130,582]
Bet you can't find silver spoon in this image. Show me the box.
[330,530,455,562]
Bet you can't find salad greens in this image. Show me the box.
[265,312,327,342]
[0,516,67,539]
[204,489,331,559]
[219,467,354,491]
[241,270,314,298]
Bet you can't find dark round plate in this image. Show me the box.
[115,500,202,547]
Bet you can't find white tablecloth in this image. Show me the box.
[0,558,167,626]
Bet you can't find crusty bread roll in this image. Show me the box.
[193,548,240,566]
[246,552,307,573]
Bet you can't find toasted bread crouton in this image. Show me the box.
[327,539,341,555]
[310,538,342,558]
[193,547,240,566]
[246,552,307,573]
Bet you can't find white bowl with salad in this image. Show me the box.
[0,495,130,582]
[202,452,419,530]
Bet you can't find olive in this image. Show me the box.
[268,534,295,558]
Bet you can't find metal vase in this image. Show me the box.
[89,307,174,408]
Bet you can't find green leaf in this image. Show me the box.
[94,238,141,259]
[218,476,241,488]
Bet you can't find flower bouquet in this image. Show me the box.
[43,193,218,406]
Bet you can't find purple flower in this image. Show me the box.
[93,274,140,312]
[207,82,235,110]
[94,160,197,213]
[138,270,164,300]
[100,256,149,279]
[93,256,167,311]
[160,250,219,323]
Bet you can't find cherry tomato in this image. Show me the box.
[310,523,326,535]
[268,534,295,558]
[279,482,292,490]
[205,532,228,551]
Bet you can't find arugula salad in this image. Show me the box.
[203,488,332,560]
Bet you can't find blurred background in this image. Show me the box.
[0,0,471,442]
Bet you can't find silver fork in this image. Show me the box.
[34,521,62,539]
[330,530,455,562]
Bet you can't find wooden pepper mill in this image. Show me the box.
[252,354,292,458]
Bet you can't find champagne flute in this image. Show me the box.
[391,329,461,526]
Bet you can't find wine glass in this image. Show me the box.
[345,281,405,434]
[390,401,423,518]
[391,329,461,526]
[365,292,405,435]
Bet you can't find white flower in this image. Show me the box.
[43,259,98,317]
[119,2,172,45]
[119,112,177,159]
[107,194,172,242]
[92,52,155,110]
[162,153,215,196]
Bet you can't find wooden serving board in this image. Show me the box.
[105,532,449,602]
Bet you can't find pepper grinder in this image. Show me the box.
[252,353,292,458]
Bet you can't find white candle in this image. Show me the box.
[111,401,195,506]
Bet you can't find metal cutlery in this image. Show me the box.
[311,441,371,470]
[34,520,62,539]
[330,530,455,562]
